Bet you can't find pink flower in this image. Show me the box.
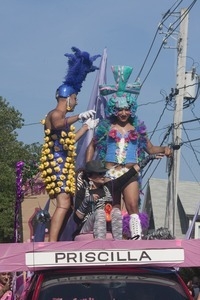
[128,130,138,141]
[109,129,117,139]
[115,137,121,143]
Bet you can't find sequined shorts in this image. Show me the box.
[105,166,129,180]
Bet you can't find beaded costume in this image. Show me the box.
[40,125,76,198]
[39,47,100,199]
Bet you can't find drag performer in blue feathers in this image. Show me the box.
[86,65,172,240]
[40,47,100,241]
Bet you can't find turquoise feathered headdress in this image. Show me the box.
[99,65,141,117]
[56,47,101,98]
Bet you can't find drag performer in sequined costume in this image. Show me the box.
[40,47,100,241]
[86,65,172,240]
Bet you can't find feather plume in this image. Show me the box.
[63,47,101,94]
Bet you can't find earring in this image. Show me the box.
[66,97,71,111]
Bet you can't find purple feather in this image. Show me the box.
[122,212,149,239]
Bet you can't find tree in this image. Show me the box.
[0,97,41,242]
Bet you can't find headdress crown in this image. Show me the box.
[99,66,141,117]
[56,47,101,98]
[99,65,141,96]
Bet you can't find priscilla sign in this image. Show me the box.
[25,248,184,268]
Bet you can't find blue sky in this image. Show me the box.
[1,0,200,185]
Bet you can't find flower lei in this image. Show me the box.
[39,122,76,198]
[108,129,138,164]
[93,119,110,162]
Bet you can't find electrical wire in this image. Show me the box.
[182,124,200,166]
[140,0,199,151]
[136,0,184,82]
[137,0,197,89]
[142,124,173,183]
[148,100,170,140]
[141,115,200,190]
[181,150,200,184]
[23,122,41,126]
[190,107,200,126]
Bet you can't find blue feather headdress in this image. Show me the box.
[56,47,101,98]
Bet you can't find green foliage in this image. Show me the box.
[0,97,41,242]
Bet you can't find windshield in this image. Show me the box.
[38,273,189,300]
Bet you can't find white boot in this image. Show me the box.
[129,214,142,240]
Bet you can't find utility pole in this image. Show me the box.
[165,8,189,236]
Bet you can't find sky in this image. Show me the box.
[1,0,200,189]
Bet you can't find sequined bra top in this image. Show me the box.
[105,128,138,164]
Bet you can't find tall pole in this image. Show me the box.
[167,8,189,236]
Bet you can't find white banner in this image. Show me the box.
[26,248,184,268]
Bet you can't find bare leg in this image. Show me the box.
[49,193,71,242]
[122,181,139,214]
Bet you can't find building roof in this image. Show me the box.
[142,178,200,238]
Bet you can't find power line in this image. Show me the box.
[135,0,184,82]
[23,122,41,126]
[181,126,200,169]
[138,0,197,89]
[181,151,200,184]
